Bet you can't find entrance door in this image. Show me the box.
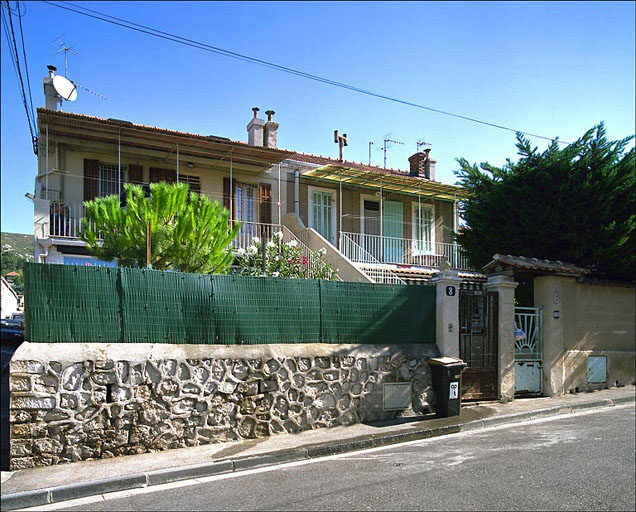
[362,199,381,260]
[514,306,543,396]
[459,290,498,400]
[311,190,335,244]
[383,201,403,263]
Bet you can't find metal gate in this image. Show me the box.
[459,290,498,400]
[514,306,543,395]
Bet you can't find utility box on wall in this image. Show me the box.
[587,356,607,384]
[383,382,412,411]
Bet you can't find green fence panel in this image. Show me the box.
[121,268,216,344]
[23,264,435,345]
[23,263,121,343]
[320,281,436,344]
[212,275,321,344]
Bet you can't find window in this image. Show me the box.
[179,174,201,194]
[412,204,434,254]
[98,164,127,197]
[235,182,257,223]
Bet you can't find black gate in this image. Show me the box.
[459,290,498,400]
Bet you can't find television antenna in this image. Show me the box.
[53,35,78,76]
[416,140,431,153]
[383,138,404,169]
[51,37,107,102]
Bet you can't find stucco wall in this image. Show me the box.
[535,275,635,395]
[9,342,437,470]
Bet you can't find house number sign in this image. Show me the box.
[449,382,459,399]
[446,286,456,296]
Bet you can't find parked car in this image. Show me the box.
[10,312,24,322]
[0,319,24,344]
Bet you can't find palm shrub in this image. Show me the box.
[81,182,240,273]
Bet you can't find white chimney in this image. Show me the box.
[247,107,264,146]
[263,110,278,148]
[43,65,60,111]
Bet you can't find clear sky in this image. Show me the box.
[2,1,634,234]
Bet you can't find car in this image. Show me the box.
[0,318,24,344]
[10,312,24,321]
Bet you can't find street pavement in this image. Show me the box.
[52,404,635,511]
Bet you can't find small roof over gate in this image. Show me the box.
[483,254,591,277]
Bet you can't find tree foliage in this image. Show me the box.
[455,123,635,281]
[81,182,240,274]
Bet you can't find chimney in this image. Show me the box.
[43,65,60,111]
[408,149,436,180]
[263,110,278,148]
[247,107,264,146]
[423,148,436,180]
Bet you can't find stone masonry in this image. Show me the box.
[9,342,438,469]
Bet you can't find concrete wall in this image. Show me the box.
[535,275,635,396]
[9,342,437,469]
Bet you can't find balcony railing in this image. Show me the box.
[339,232,472,270]
[49,202,91,238]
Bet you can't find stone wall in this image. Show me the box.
[9,342,438,470]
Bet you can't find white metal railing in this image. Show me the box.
[337,233,405,284]
[339,232,472,270]
[49,202,91,238]
[231,221,282,251]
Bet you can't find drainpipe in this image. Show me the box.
[294,170,300,216]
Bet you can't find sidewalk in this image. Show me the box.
[2,385,634,510]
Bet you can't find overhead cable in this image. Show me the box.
[43,0,570,145]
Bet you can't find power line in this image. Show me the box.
[2,1,37,153]
[43,0,570,145]
[16,1,36,129]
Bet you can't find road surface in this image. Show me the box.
[53,404,635,511]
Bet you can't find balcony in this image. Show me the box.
[339,232,472,271]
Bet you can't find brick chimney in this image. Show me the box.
[408,149,436,180]
[263,110,278,148]
[247,107,264,146]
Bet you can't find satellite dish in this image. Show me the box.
[52,74,77,101]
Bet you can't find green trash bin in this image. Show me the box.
[429,356,467,418]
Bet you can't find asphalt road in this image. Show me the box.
[58,405,635,511]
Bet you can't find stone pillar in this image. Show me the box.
[484,274,518,402]
[430,269,462,358]
[534,275,566,396]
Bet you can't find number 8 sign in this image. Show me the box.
[449,381,459,399]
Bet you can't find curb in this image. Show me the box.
[2,395,634,510]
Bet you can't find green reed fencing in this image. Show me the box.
[23,263,435,345]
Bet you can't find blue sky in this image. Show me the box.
[2,1,634,234]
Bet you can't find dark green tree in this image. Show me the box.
[455,123,635,281]
[81,182,240,273]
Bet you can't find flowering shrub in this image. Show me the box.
[235,231,338,280]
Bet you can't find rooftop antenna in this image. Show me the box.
[53,35,77,76]
[383,138,404,169]
[368,141,374,166]
[334,130,348,162]
[416,140,431,153]
[51,37,107,101]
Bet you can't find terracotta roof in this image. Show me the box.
[482,254,591,276]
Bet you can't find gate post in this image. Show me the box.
[485,273,518,402]
[431,267,462,358]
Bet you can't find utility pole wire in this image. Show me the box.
[44,0,571,145]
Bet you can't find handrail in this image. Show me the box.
[339,232,405,284]
[340,231,472,270]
